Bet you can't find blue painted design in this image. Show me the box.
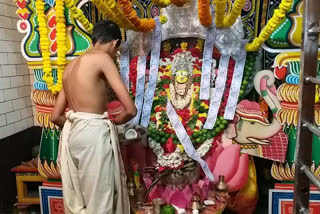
[269,189,320,214]
[39,186,63,214]
[34,81,49,91]
[285,74,300,85]
[45,0,55,7]
[33,69,58,83]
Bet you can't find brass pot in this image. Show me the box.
[215,175,228,193]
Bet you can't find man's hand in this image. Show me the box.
[51,88,67,128]
[101,54,137,124]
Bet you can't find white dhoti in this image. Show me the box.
[58,111,130,214]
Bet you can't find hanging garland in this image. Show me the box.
[36,0,56,94]
[245,0,293,51]
[129,41,241,169]
[90,0,134,29]
[65,0,93,33]
[55,0,67,94]
[223,0,246,27]
[214,0,227,28]
[117,0,155,32]
[171,0,187,7]
[198,0,212,27]
[152,0,171,8]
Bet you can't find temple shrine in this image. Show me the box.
[0,0,320,213]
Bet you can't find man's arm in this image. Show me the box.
[51,88,68,128]
[101,55,137,124]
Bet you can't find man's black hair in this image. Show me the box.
[92,20,122,47]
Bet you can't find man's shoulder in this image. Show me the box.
[85,50,111,60]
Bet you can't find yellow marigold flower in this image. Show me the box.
[181,42,188,50]
[199,113,207,117]
[163,42,171,52]
[159,15,167,24]
[200,103,209,109]
[177,145,184,152]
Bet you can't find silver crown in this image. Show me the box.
[161,0,207,41]
[126,0,245,57]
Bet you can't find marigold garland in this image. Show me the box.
[245,0,293,51]
[55,0,67,94]
[223,0,246,27]
[198,0,212,27]
[214,0,226,28]
[90,0,134,29]
[171,0,187,7]
[117,0,155,32]
[65,0,93,33]
[36,0,55,94]
[152,0,171,8]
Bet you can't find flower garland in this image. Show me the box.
[152,0,171,8]
[129,41,239,169]
[171,0,187,7]
[117,0,155,32]
[148,137,218,169]
[223,0,246,27]
[36,0,55,94]
[65,0,93,33]
[55,0,67,94]
[214,0,227,28]
[198,0,212,27]
[90,0,134,29]
[245,0,293,51]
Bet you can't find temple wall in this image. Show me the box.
[0,0,34,139]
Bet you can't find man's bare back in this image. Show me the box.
[51,49,136,128]
[63,50,111,115]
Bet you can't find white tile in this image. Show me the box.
[0,53,7,65]
[10,75,24,87]
[18,85,30,97]
[16,64,28,75]
[0,3,4,16]
[11,18,18,29]
[0,15,12,29]
[20,106,32,119]
[0,124,14,139]
[12,97,26,110]
[23,75,30,86]
[2,4,17,18]
[29,74,35,86]
[0,41,20,53]
[0,100,12,114]
[14,118,28,133]
[4,87,18,100]
[7,53,22,64]
[0,89,4,102]
[0,28,20,41]
[25,96,32,106]
[0,114,6,126]
[1,65,16,76]
[6,110,21,123]
[26,116,33,128]
[0,77,10,89]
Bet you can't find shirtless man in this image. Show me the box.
[51,20,136,214]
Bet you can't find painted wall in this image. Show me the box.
[0,0,35,139]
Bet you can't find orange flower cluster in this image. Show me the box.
[118,0,155,32]
[171,0,187,7]
[198,0,212,27]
